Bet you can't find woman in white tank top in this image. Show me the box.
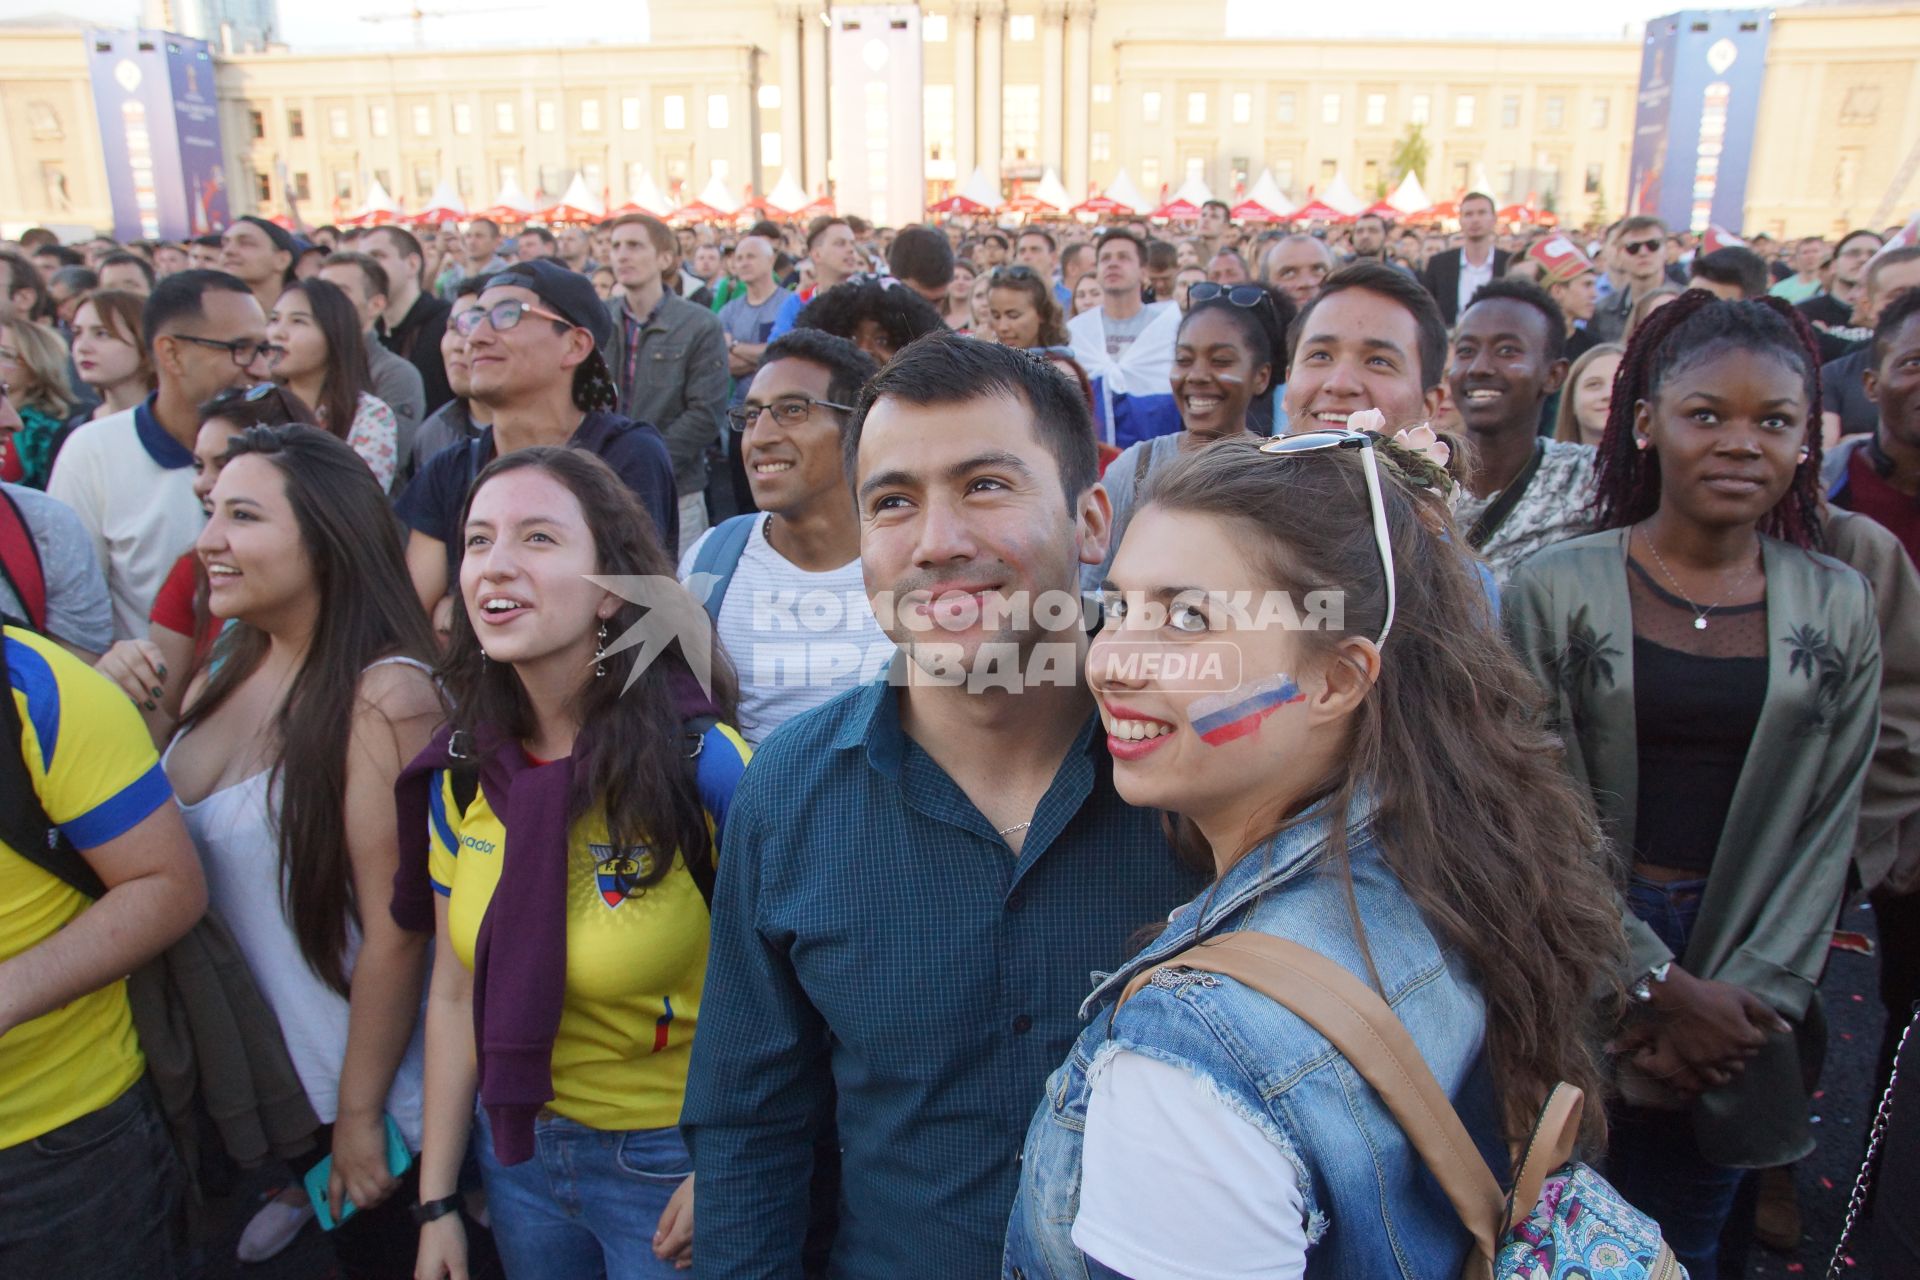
[163,425,445,1279]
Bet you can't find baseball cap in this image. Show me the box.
[236,215,296,257]
[486,258,614,350]
[1527,235,1595,288]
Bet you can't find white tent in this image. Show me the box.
[1386,171,1431,216]
[1032,167,1073,212]
[1102,168,1149,215]
[1169,174,1216,207]
[763,171,808,214]
[1319,172,1365,216]
[695,174,741,216]
[543,172,605,221]
[415,178,466,221]
[957,165,1001,209]
[342,176,403,224]
[1243,168,1295,216]
[480,176,537,219]
[625,169,672,216]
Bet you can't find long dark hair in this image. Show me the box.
[179,425,439,994]
[277,277,372,440]
[1143,438,1627,1144]
[1593,289,1824,549]
[439,448,739,897]
[986,266,1071,347]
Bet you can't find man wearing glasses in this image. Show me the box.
[1587,214,1673,344]
[48,270,269,641]
[677,330,887,746]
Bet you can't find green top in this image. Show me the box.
[1504,526,1881,1166]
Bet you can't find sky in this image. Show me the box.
[10,0,1786,51]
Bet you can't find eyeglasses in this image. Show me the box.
[1620,239,1663,256]
[726,395,857,433]
[1185,282,1278,319]
[172,333,277,366]
[450,298,574,338]
[1255,429,1396,648]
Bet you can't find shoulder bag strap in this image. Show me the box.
[688,514,759,626]
[0,631,104,898]
[1118,930,1508,1276]
[1467,437,1547,550]
[0,489,48,632]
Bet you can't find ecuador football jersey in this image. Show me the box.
[427,722,749,1131]
[1,627,175,1147]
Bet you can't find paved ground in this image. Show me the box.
[184,901,1897,1279]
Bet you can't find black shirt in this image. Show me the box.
[395,409,679,579]
[378,292,454,414]
[1821,346,1877,438]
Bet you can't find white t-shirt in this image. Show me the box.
[46,403,202,642]
[1075,1051,1308,1279]
[678,514,892,745]
[1457,247,1497,320]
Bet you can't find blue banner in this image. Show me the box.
[86,29,229,242]
[1627,10,1772,234]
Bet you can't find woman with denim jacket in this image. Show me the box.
[1005,433,1626,1278]
[1504,294,1881,1279]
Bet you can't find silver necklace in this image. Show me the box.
[1637,527,1759,631]
[997,820,1032,837]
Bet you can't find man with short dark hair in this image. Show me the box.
[1420,192,1511,325]
[151,242,188,278]
[976,229,1011,268]
[1801,229,1884,342]
[1586,214,1670,343]
[513,225,557,262]
[1144,239,1178,303]
[363,225,454,414]
[1770,236,1829,304]
[769,216,865,340]
[684,333,1197,1279]
[187,235,222,270]
[1206,248,1251,285]
[887,225,956,308]
[556,225,595,275]
[435,216,508,299]
[319,252,427,449]
[1689,246,1771,301]
[1824,247,1920,438]
[1199,199,1232,254]
[1015,228,1068,305]
[1060,241,1095,295]
[48,270,271,637]
[1067,229,1183,446]
[31,243,81,284]
[219,215,296,319]
[1348,212,1392,264]
[46,266,97,328]
[96,252,154,297]
[1284,261,1447,437]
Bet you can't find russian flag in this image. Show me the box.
[1069,303,1186,450]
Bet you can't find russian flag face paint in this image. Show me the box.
[1187,673,1306,746]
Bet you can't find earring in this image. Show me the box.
[1634,436,1650,451]
[1798,446,1812,464]
[594,621,609,678]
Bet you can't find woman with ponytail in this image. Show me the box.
[1504,291,1882,1278]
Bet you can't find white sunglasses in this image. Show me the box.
[1255,429,1397,648]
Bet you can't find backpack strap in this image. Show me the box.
[688,514,759,627]
[1117,931,1512,1276]
[1467,438,1547,551]
[0,489,48,633]
[0,629,105,898]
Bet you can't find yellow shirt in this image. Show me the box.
[427,722,750,1131]
[1,627,175,1148]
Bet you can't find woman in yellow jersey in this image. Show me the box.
[398,447,746,1280]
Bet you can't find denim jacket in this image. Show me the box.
[1005,795,1504,1279]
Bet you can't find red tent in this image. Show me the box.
[411,207,464,226]
[795,194,837,218]
[1150,197,1203,220]
[998,192,1059,216]
[1497,203,1539,224]
[1290,199,1349,223]
[1423,200,1459,221]
[1230,198,1289,222]
[541,202,602,224]
[927,193,991,215]
[339,207,405,227]
[1361,199,1401,219]
[667,200,729,223]
[1069,194,1128,217]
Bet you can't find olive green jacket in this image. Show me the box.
[1504,528,1881,1166]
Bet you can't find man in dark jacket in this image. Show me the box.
[1420,192,1510,326]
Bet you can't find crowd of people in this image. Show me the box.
[0,188,1916,1280]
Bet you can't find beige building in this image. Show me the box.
[2,2,1918,237]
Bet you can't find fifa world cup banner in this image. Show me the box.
[86,29,230,243]
[1627,10,1771,235]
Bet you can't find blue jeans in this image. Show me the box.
[0,1079,185,1280]
[473,1107,689,1280]
[1609,873,1745,1280]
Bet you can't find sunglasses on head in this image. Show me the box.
[1185,282,1277,317]
[1255,430,1397,648]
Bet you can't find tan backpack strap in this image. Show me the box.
[1114,931,1506,1277]
[1505,1083,1583,1232]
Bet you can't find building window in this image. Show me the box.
[1005,84,1040,160]
[708,94,730,129]
[925,84,953,162]
[1363,159,1380,190]
[622,97,642,130]
[1232,92,1251,125]
[1091,131,1110,162]
[495,101,515,132]
[453,102,472,134]
[292,171,311,200]
[1454,94,1475,127]
[1543,95,1565,129]
[758,84,781,110]
[412,104,432,136]
[1009,13,1035,41]
[1092,83,1111,104]
[370,105,389,137]
[254,172,271,202]
[1590,96,1610,129]
[287,108,304,137]
[923,13,947,41]
[761,131,784,167]
[537,101,556,132]
[1321,93,1340,126]
[1365,93,1386,126]
[1187,92,1208,125]
[1410,94,1430,125]
[1275,92,1295,125]
[334,170,353,199]
[248,109,264,139]
[1500,95,1519,128]
[1585,163,1603,194]
[415,165,433,198]
[1142,91,1161,124]
[664,95,686,130]
[1839,86,1881,126]
[580,99,600,131]
[329,106,349,139]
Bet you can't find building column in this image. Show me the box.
[776,3,804,184]
[954,1,978,182]
[977,0,1005,190]
[1064,0,1093,198]
[1041,2,1065,174]
[801,1,830,196]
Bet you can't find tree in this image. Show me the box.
[1389,125,1431,186]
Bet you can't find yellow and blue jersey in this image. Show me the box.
[1,626,175,1148]
[428,721,750,1131]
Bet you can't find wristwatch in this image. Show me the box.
[1628,961,1673,1004]
[411,1194,462,1225]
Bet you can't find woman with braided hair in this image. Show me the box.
[1504,290,1882,1279]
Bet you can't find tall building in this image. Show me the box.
[141,0,278,53]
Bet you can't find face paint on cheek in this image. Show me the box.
[1188,673,1305,746]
